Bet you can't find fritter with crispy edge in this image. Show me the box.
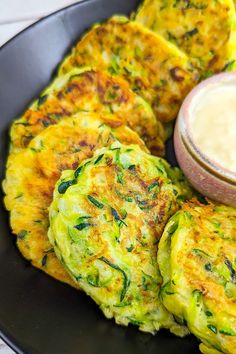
[48,142,192,334]
[158,201,236,354]
[11,67,164,156]
[59,16,199,123]
[3,113,147,287]
[135,0,236,75]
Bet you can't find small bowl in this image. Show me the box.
[174,72,236,207]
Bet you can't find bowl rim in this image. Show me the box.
[177,71,236,185]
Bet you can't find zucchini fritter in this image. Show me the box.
[3,113,147,286]
[135,0,236,75]
[48,143,191,334]
[158,202,236,354]
[11,67,164,156]
[59,16,199,122]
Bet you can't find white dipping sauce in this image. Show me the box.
[191,83,236,173]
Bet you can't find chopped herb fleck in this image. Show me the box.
[129,319,143,326]
[99,257,130,302]
[94,154,104,165]
[168,221,178,236]
[205,310,213,317]
[74,166,83,178]
[160,281,175,299]
[110,147,120,151]
[115,149,121,164]
[32,219,41,225]
[119,220,128,227]
[207,325,217,334]
[126,245,134,252]
[17,230,28,240]
[224,258,236,283]
[128,164,136,171]
[205,263,212,272]
[167,31,177,44]
[88,195,104,209]
[58,180,75,194]
[223,60,236,72]
[114,302,131,308]
[38,95,48,106]
[111,207,127,227]
[184,211,193,220]
[196,194,209,205]
[108,54,120,75]
[201,70,214,80]
[142,276,149,291]
[117,171,124,184]
[120,209,127,220]
[174,316,187,326]
[77,216,92,222]
[126,197,133,202]
[148,181,159,192]
[87,274,101,287]
[42,120,50,127]
[108,105,114,114]
[219,329,235,336]
[75,223,93,231]
[185,28,198,38]
[192,289,202,305]
[177,195,185,203]
[192,248,211,258]
[212,221,221,228]
[111,207,120,221]
[41,254,48,267]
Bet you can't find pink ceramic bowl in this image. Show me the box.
[174,72,236,207]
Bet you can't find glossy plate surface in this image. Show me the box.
[0,1,199,353]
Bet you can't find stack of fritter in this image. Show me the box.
[4,9,198,287]
[3,2,236,353]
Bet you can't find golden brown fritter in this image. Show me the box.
[59,16,199,122]
[11,67,164,156]
[158,201,236,354]
[3,113,147,286]
[49,143,190,335]
[135,0,236,75]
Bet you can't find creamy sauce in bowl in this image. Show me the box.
[190,82,236,174]
[174,72,236,207]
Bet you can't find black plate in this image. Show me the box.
[0,1,200,353]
